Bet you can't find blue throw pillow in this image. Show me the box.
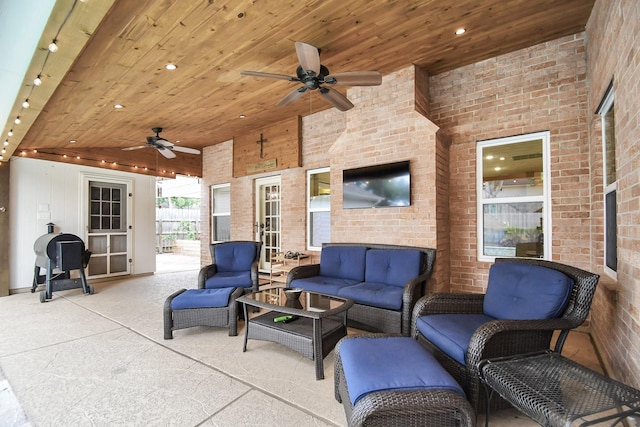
[483,262,574,320]
[364,249,422,287]
[319,246,367,281]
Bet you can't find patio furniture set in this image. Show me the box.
[162,241,640,426]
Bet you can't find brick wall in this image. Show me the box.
[429,33,591,294]
[586,0,640,386]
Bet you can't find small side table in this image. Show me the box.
[480,351,640,426]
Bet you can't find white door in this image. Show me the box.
[82,176,132,278]
[255,176,281,272]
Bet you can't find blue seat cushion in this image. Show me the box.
[340,336,465,406]
[214,242,257,272]
[291,276,359,295]
[319,246,367,281]
[205,271,252,288]
[337,282,404,310]
[171,288,236,310]
[416,314,495,364]
[364,249,422,287]
[483,262,574,320]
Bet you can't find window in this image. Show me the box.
[477,132,551,261]
[211,184,230,242]
[307,167,330,250]
[597,83,617,277]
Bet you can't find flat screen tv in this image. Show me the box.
[343,160,410,209]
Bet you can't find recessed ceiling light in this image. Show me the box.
[165,63,177,70]
[455,28,466,35]
[114,104,124,109]
[69,139,77,143]
[239,114,246,119]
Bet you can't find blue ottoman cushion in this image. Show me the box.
[340,336,465,406]
[170,288,236,310]
[416,313,494,364]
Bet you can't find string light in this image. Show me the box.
[14,117,21,125]
[33,75,42,86]
[22,99,30,109]
[48,40,59,52]
[7,130,13,137]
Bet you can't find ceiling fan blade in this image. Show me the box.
[295,42,320,75]
[157,147,176,159]
[172,146,201,155]
[121,145,147,151]
[319,87,354,111]
[276,86,308,106]
[155,138,174,148]
[241,70,298,81]
[325,71,382,86]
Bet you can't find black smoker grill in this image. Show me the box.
[32,223,93,303]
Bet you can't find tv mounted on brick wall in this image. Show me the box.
[343,160,411,209]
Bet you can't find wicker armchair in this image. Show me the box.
[411,257,600,412]
[163,241,261,338]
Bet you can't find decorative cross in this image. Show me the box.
[256,133,268,159]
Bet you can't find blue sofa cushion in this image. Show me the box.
[171,288,236,310]
[319,246,367,281]
[483,262,574,320]
[214,242,257,272]
[416,314,494,364]
[364,249,422,287]
[337,282,404,310]
[340,336,464,406]
[291,276,359,295]
[205,271,252,289]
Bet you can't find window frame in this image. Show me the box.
[597,82,617,279]
[210,183,231,243]
[476,131,552,262]
[306,167,331,251]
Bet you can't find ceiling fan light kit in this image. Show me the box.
[122,127,201,159]
[241,41,382,111]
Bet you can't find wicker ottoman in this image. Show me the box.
[334,335,475,427]
[164,287,244,338]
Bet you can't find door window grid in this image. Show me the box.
[263,184,281,264]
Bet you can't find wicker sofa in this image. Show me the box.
[286,243,436,335]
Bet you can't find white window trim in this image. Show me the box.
[210,183,230,243]
[476,131,552,262]
[598,85,617,279]
[307,167,330,251]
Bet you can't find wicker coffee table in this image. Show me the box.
[237,287,353,380]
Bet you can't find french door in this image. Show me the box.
[82,176,132,278]
[255,176,281,272]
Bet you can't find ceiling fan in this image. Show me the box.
[241,41,382,111]
[121,127,201,159]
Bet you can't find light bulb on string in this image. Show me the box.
[22,99,30,109]
[7,130,13,137]
[34,75,42,86]
[14,117,21,125]
[3,140,8,146]
[48,40,58,52]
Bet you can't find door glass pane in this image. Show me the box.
[111,235,127,252]
[88,256,107,276]
[89,236,107,254]
[110,254,128,273]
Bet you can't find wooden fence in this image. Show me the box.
[156,207,200,253]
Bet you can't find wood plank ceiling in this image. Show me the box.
[4,0,595,177]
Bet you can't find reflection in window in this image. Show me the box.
[477,132,550,260]
[598,82,617,276]
[211,184,231,242]
[308,167,330,250]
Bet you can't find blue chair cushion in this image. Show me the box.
[319,246,367,281]
[337,282,404,310]
[483,262,574,320]
[291,276,359,295]
[214,242,257,272]
[340,336,465,406]
[170,288,236,310]
[205,271,252,289]
[416,314,495,364]
[364,249,422,287]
